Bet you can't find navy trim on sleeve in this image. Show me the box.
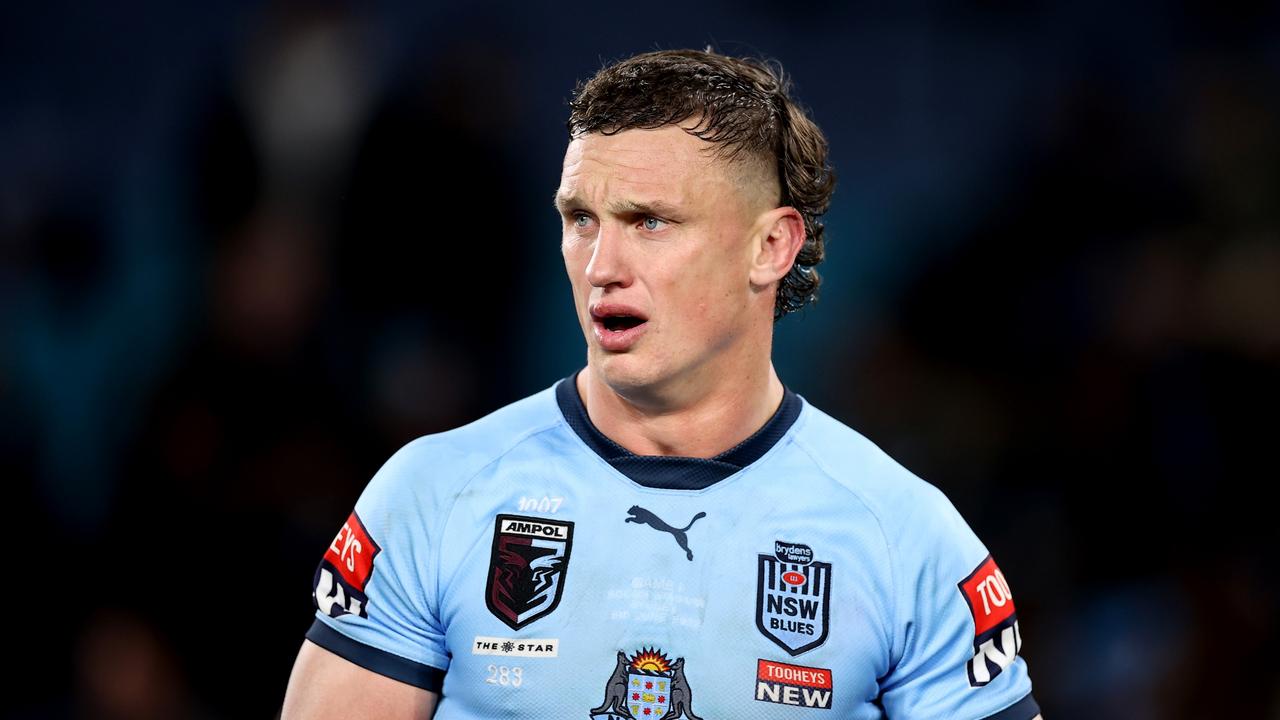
[980,692,1041,720]
[305,619,445,693]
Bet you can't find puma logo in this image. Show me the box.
[625,506,706,561]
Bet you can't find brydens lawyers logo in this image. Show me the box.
[755,659,833,710]
[314,511,381,619]
[757,540,832,656]
[486,514,574,630]
[590,648,703,720]
[958,554,1023,687]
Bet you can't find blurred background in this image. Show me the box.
[3,1,1278,717]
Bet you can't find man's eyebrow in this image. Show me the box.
[553,193,682,219]
[607,198,683,218]
[553,191,592,215]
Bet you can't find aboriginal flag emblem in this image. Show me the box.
[485,514,574,630]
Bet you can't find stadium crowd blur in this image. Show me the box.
[2,2,1277,718]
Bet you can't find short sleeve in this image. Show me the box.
[878,485,1039,720]
[306,439,450,691]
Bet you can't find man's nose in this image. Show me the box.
[585,222,632,288]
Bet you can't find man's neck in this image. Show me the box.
[576,362,785,459]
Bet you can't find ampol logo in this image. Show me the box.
[486,514,574,630]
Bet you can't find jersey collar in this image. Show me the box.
[554,372,802,490]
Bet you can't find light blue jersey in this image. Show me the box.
[308,375,1038,719]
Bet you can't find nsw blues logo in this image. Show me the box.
[486,514,574,630]
[756,540,831,656]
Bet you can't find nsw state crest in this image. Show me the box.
[590,648,704,720]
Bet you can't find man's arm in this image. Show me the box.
[281,640,438,720]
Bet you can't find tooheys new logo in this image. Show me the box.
[755,659,834,710]
[958,555,1023,687]
[314,511,381,619]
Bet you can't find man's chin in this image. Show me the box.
[588,354,662,397]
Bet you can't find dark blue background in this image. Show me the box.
[3,1,1277,717]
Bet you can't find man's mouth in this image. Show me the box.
[601,315,644,332]
[589,304,649,351]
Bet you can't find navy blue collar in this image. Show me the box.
[555,372,802,490]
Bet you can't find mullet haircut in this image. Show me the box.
[567,48,836,320]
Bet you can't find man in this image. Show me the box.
[282,49,1041,719]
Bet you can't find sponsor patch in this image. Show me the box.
[755,659,833,710]
[590,648,702,720]
[472,636,560,658]
[486,514,574,630]
[958,554,1022,687]
[313,511,381,619]
[756,540,832,656]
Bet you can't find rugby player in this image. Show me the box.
[282,48,1041,720]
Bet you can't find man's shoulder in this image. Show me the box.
[790,397,957,523]
[370,383,565,493]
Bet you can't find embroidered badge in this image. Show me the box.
[313,511,381,619]
[756,540,832,656]
[485,514,574,630]
[958,554,1022,687]
[590,648,703,720]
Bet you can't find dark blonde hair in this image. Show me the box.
[568,49,836,319]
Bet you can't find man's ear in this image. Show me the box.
[748,206,806,289]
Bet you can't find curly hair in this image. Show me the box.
[567,49,836,320]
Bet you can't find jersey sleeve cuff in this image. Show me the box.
[980,691,1040,720]
[305,618,446,693]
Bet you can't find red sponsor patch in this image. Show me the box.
[781,571,806,586]
[958,555,1016,637]
[323,511,381,592]
[756,659,833,690]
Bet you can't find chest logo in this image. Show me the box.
[485,514,574,630]
[755,659,834,710]
[756,540,832,656]
[625,506,706,561]
[590,648,704,720]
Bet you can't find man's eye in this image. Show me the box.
[642,217,664,231]
[573,214,591,228]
